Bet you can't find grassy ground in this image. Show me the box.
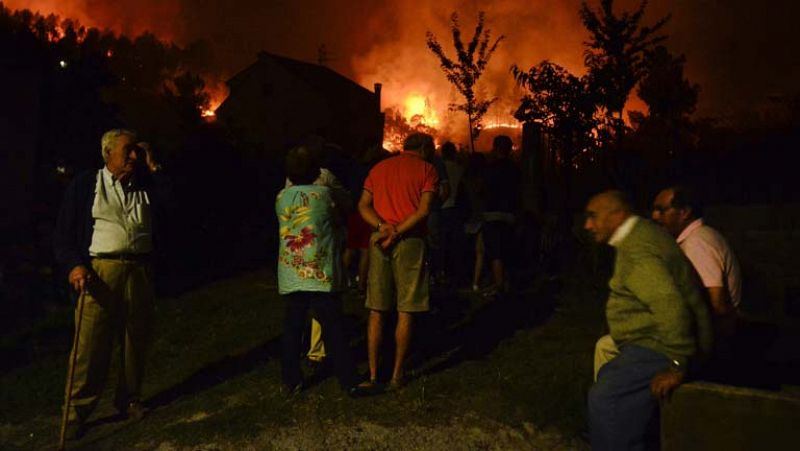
[0,265,608,450]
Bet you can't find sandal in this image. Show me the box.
[349,378,381,397]
[386,377,407,392]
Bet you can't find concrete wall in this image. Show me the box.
[705,204,800,323]
[662,381,800,451]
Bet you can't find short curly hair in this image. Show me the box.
[100,129,137,162]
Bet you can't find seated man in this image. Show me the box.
[585,190,712,451]
[652,185,742,334]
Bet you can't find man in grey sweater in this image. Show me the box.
[585,190,712,451]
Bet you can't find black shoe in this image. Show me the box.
[126,401,147,421]
[63,421,86,441]
[116,400,147,420]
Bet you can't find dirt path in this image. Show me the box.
[148,415,588,451]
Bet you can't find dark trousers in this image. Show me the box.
[438,207,462,279]
[281,291,356,389]
[589,344,671,451]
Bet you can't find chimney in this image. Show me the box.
[374,83,382,111]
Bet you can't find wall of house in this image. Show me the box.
[218,57,382,157]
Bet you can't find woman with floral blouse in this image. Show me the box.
[275,146,367,397]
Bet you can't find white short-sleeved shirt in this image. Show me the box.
[677,218,742,309]
[89,167,153,256]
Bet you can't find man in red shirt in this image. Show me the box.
[358,133,438,389]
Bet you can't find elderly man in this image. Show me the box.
[54,129,170,439]
[585,190,711,451]
[358,132,438,390]
[652,185,742,329]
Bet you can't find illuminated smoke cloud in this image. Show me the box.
[7,0,800,125]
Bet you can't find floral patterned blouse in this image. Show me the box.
[275,185,342,294]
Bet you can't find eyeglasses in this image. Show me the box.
[652,205,674,213]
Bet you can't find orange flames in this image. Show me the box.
[8,1,659,146]
[403,95,440,127]
[199,77,229,121]
[382,91,521,152]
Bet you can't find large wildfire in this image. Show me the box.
[5,0,676,147]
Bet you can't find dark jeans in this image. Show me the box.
[438,207,462,279]
[282,291,357,390]
[589,344,671,451]
[482,220,514,263]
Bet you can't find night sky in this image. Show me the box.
[6,0,800,119]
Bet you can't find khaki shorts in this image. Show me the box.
[366,233,430,312]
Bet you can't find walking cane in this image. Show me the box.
[58,290,87,450]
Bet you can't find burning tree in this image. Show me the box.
[426,11,503,152]
[382,107,437,152]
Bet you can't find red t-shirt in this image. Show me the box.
[363,152,438,225]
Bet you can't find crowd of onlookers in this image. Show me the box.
[54,128,749,450]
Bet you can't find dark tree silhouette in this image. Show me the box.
[512,61,599,210]
[627,45,700,186]
[580,0,669,140]
[512,61,598,166]
[165,71,211,125]
[637,45,699,122]
[426,11,503,152]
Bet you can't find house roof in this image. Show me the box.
[226,51,377,107]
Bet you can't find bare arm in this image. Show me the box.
[358,190,381,229]
[707,287,734,316]
[438,182,451,204]
[358,190,395,237]
[708,286,737,338]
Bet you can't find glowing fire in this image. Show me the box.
[403,95,439,127]
[484,122,521,130]
[200,79,229,121]
[382,94,441,152]
[49,24,65,42]
[382,92,521,152]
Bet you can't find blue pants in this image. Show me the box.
[589,344,671,451]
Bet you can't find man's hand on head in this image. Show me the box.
[138,142,162,173]
[650,367,684,400]
[68,265,92,293]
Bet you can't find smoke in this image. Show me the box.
[6,0,799,121]
[349,1,587,139]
